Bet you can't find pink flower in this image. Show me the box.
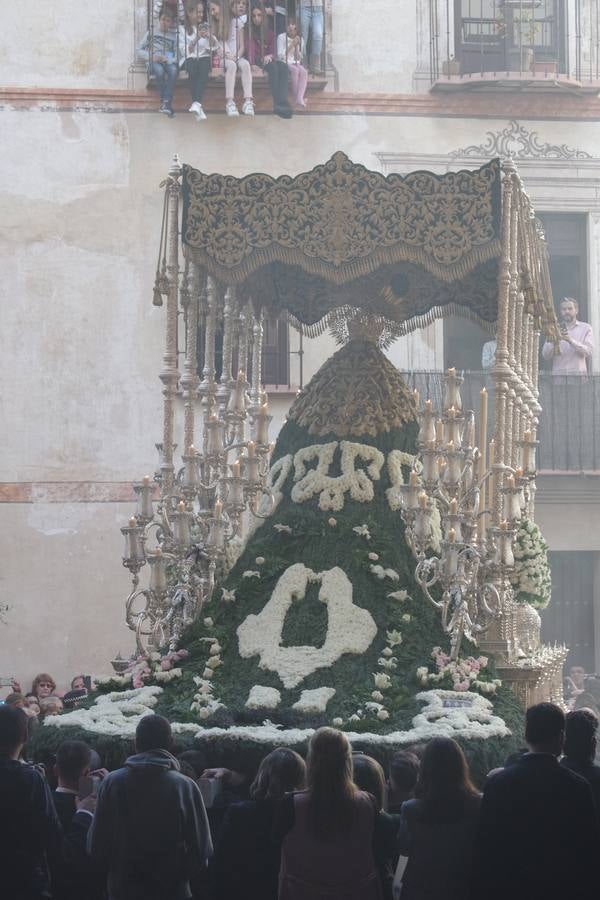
[160,658,172,671]
[175,649,189,660]
[132,677,144,689]
[454,680,470,692]
[478,656,488,668]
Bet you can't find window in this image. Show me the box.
[196,314,289,386]
[455,0,565,76]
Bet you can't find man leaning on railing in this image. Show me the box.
[542,297,594,375]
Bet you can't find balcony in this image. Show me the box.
[130,1,330,105]
[403,371,600,473]
[426,0,600,93]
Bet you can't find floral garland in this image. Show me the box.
[190,624,225,720]
[237,563,377,689]
[416,647,501,695]
[96,649,188,690]
[44,686,510,744]
[510,518,552,609]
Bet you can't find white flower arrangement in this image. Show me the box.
[44,688,510,745]
[203,617,214,627]
[368,552,380,561]
[221,588,236,603]
[373,672,392,690]
[292,687,336,713]
[246,686,282,709]
[242,570,261,579]
[372,691,384,702]
[370,565,400,581]
[274,523,293,534]
[258,454,293,516]
[97,649,188,691]
[291,441,384,511]
[352,525,371,539]
[386,629,403,647]
[510,518,552,609]
[388,589,409,601]
[255,557,265,565]
[237,563,377,689]
[417,647,499,695]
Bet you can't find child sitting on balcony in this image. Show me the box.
[153,0,186,23]
[209,0,254,116]
[277,18,307,107]
[181,1,219,120]
[248,4,292,118]
[139,6,180,116]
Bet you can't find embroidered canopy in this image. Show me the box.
[179,151,558,341]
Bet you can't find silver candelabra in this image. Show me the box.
[399,369,537,660]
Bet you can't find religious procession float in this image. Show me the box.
[34,153,566,780]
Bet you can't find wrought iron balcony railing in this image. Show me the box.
[426,0,600,90]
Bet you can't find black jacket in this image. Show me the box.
[561,756,600,818]
[472,752,599,900]
[212,798,283,900]
[397,795,481,900]
[0,758,94,900]
[88,749,212,900]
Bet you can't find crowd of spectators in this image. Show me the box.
[3,672,93,735]
[2,700,600,899]
[139,1,320,119]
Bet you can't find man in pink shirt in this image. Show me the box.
[542,297,594,374]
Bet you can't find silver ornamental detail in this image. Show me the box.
[399,369,537,660]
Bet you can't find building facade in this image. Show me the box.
[2,0,600,688]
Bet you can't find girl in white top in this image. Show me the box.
[180,1,220,120]
[277,19,307,107]
[209,0,254,116]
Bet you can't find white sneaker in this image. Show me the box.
[242,98,255,116]
[190,102,207,120]
[226,100,239,117]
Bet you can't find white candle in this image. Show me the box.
[214,499,223,522]
[247,440,256,459]
[409,470,419,487]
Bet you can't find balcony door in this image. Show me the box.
[454,0,565,75]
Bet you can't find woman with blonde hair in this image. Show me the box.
[31,673,56,699]
[277,727,382,899]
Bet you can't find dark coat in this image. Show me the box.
[472,752,599,900]
[52,790,104,900]
[561,756,600,818]
[88,749,212,900]
[212,798,282,900]
[0,756,62,900]
[397,795,480,900]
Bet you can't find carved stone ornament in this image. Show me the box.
[449,120,593,161]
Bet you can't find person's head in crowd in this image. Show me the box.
[251,4,270,38]
[286,17,298,39]
[4,693,28,709]
[25,694,41,717]
[185,0,206,33]
[70,675,87,691]
[352,753,386,812]
[89,748,103,771]
[232,0,247,18]
[250,748,306,800]
[388,750,420,805]
[39,696,63,719]
[0,705,28,760]
[31,673,56,700]
[178,749,209,778]
[525,702,565,756]
[415,737,478,815]
[560,297,579,326]
[55,740,92,791]
[209,0,226,39]
[306,727,358,837]
[564,708,598,765]
[178,759,199,782]
[158,6,176,32]
[135,714,173,753]
[570,665,586,690]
